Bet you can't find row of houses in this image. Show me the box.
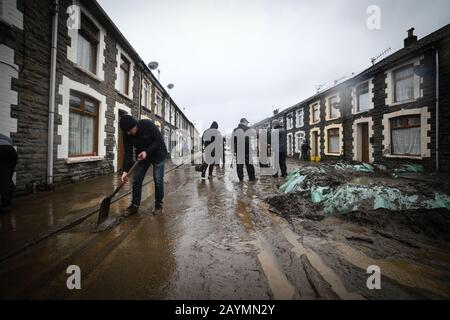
[0,0,199,194]
[253,25,450,172]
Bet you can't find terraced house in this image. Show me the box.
[254,24,450,172]
[0,0,199,194]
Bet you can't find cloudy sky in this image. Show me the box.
[98,0,449,133]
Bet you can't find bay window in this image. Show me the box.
[390,115,421,156]
[69,92,98,157]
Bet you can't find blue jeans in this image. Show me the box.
[132,160,165,208]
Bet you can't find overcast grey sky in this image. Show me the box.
[98,0,449,133]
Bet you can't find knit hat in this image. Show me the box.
[210,121,219,129]
[272,119,281,128]
[119,115,138,131]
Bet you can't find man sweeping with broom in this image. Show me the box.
[119,115,168,216]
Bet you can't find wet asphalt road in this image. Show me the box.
[1,158,449,299]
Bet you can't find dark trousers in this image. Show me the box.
[132,160,165,209]
[236,157,255,181]
[0,146,17,208]
[200,162,214,177]
[275,152,287,177]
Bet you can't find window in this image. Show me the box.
[69,92,98,157]
[327,128,340,154]
[295,109,304,128]
[312,103,320,123]
[295,131,305,153]
[142,81,149,109]
[390,115,421,156]
[119,55,130,95]
[356,82,369,112]
[394,64,414,103]
[170,105,175,125]
[286,113,293,130]
[77,13,99,74]
[155,93,163,116]
[328,95,338,119]
[165,99,170,122]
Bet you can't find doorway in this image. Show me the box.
[358,122,369,163]
[311,131,319,157]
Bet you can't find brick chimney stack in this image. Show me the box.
[404,28,418,48]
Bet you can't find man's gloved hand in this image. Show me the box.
[121,172,129,184]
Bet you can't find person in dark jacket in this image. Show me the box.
[270,120,288,178]
[232,118,256,181]
[200,121,219,179]
[301,140,311,161]
[119,115,168,216]
[0,134,17,213]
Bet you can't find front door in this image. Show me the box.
[312,131,319,157]
[360,123,369,163]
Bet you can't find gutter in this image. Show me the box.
[47,0,59,186]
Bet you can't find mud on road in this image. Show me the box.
[0,159,449,299]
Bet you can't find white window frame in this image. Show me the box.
[382,107,431,159]
[324,123,343,156]
[0,0,23,29]
[164,99,170,122]
[115,45,134,100]
[351,79,374,114]
[295,108,304,128]
[325,94,341,121]
[294,131,305,153]
[286,113,294,130]
[385,56,423,106]
[309,101,320,125]
[67,2,105,81]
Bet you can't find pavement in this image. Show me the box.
[0,155,449,299]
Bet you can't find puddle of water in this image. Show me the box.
[333,242,450,298]
[273,215,363,300]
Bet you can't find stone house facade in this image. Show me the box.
[253,24,450,172]
[0,0,198,194]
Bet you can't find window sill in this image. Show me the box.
[117,90,133,102]
[352,109,371,115]
[74,65,103,82]
[310,121,320,126]
[383,154,424,160]
[388,99,418,107]
[325,152,342,157]
[325,116,341,121]
[66,156,104,164]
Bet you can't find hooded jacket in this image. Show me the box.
[122,119,168,172]
[269,125,287,154]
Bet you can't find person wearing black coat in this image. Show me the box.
[0,134,17,213]
[200,121,220,179]
[270,120,288,178]
[232,118,256,181]
[119,115,168,216]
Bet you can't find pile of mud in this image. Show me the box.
[267,163,450,241]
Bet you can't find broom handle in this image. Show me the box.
[111,160,140,198]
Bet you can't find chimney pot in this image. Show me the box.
[404,27,418,48]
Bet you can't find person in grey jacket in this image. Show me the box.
[270,120,287,178]
[0,134,17,213]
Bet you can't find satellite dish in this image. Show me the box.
[167,83,174,90]
[148,61,159,70]
[414,65,426,77]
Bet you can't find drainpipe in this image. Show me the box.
[47,0,59,186]
[138,65,143,120]
[434,46,439,172]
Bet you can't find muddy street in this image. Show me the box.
[0,158,450,300]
